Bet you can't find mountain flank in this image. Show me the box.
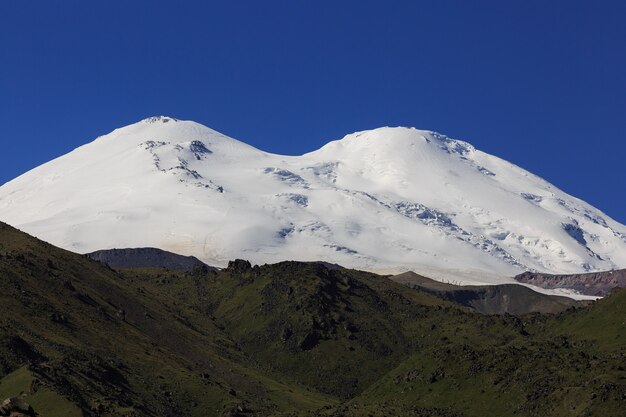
[392,271,588,314]
[515,269,626,297]
[87,247,215,272]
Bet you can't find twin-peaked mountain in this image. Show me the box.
[0,116,625,284]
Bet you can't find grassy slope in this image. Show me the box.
[0,223,331,417]
[550,288,626,351]
[1,222,625,417]
[333,291,626,416]
[127,262,626,417]
[0,366,82,417]
[129,261,463,399]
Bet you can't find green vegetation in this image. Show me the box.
[0,222,624,416]
[0,367,82,417]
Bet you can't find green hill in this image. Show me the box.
[0,222,624,416]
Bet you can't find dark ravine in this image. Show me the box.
[392,271,588,315]
[0,221,625,417]
[87,247,216,272]
[515,269,626,297]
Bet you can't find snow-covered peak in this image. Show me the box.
[1,118,625,293]
[307,127,477,164]
[89,117,264,160]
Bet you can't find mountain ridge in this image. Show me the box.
[1,117,625,287]
[392,271,588,314]
[86,247,215,272]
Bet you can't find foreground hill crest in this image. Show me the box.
[0,117,625,285]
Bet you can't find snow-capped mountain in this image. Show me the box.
[1,116,625,285]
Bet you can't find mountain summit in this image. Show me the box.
[1,117,625,285]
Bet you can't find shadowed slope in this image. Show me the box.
[392,271,586,314]
[87,247,216,272]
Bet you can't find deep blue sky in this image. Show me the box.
[1,1,625,223]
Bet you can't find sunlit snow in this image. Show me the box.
[1,116,625,295]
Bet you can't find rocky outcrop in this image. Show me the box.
[514,269,626,297]
[0,398,36,417]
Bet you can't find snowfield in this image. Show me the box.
[1,116,625,293]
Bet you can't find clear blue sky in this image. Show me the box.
[1,1,625,223]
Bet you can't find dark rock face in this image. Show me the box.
[226,259,252,273]
[514,269,626,297]
[86,247,215,272]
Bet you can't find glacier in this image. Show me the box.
[1,116,625,289]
